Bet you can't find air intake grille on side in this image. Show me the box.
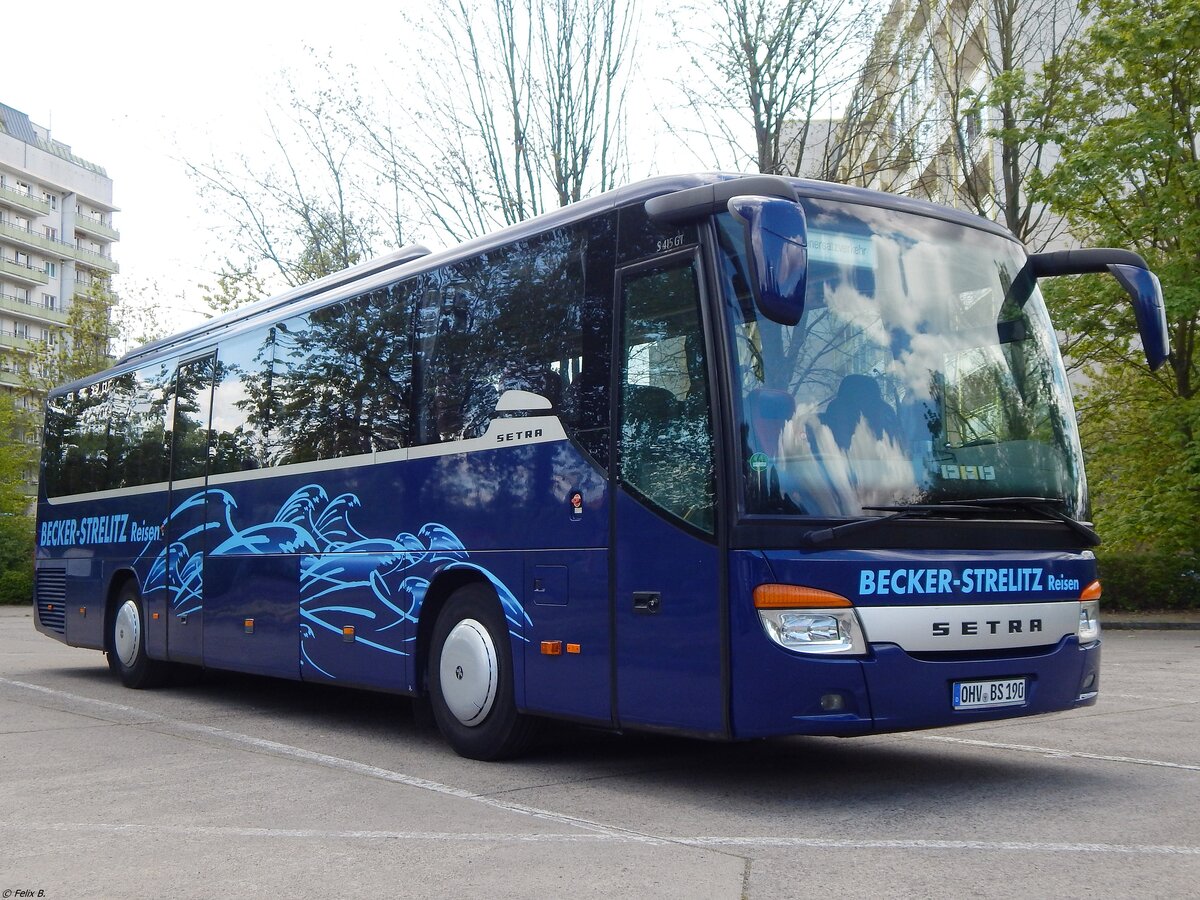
[35,567,67,634]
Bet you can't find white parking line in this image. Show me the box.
[914,733,1200,771]
[0,823,1197,856]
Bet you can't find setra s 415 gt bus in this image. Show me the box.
[32,174,1169,759]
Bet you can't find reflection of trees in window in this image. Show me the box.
[43,363,172,497]
[210,216,612,468]
[271,284,416,463]
[108,365,171,487]
[211,328,278,475]
[415,224,593,446]
[46,386,110,496]
[170,356,214,482]
[717,213,866,406]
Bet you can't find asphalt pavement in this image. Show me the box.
[2,604,1197,898]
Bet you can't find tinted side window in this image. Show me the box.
[210,327,277,475]
[43,362,171,497]
[41,394,74,498]
[414,218,613,460]
[272,283,415,463]
[53,382,111,495]
[109,364,170,487]
[170,356,215,481]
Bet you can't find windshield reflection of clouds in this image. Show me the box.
[723,202,1085,519]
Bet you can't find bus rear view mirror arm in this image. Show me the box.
[1028,248,1170,371]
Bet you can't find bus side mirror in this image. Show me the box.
[728,196,808,326]
[1110,265,1170,371]
[1028,248,1170,371]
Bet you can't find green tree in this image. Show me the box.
[1035,0,1200,552]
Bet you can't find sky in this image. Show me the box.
[6,0,703,343]
[1,2,541,336]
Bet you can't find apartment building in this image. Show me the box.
[827,0,1084,251]
[0,100,117,392]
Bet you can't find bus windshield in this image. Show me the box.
[716,199,1087,520]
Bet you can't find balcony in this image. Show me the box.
[0,184,50,217]
[0,218,119,273]
[0,217,69,259]
[74,209,120,242]
[0,329,38,354]
[72,244,119,274]
[0,256,49,286]
[0,291,68,326]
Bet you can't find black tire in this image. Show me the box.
[428,583,538,760]
[107,583,169,689]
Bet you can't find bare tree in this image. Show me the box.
[368,0,636,241]
[666,0,877,176]
[819,15,928,188]
[183,3,634,302]
[185,64,399,309]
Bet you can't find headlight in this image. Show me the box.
[753,583,868,655]
[757,607,868,655]
[1077,599,1101,644]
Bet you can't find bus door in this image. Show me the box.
[164,353,215,665]
[613,253,725,736]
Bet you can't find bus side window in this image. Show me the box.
[413,222,600,449]
[619,259,715,533]
[62,383,112,495]
[108,366,170,488]
[270,284,416,464]
[170,356,215,482]
[210,327,276,474]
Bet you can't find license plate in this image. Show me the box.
[952,677,1026,710]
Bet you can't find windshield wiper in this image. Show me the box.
[800,496,1099,547]
[943,496,1101,546]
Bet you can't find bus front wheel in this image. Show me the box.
[107,583,168,689]
[429,585,537,760]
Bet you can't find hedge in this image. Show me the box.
[1096,553,1200,611]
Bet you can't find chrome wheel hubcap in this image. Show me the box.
[114,599,141,668]
[439,619,498,727]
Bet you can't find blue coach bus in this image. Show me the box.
[32,174,1169,759]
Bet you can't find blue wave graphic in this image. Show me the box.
[140,484,530,679]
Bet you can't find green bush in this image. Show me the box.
[0,565,32,605]
[1096,553,1200,611]
[0,514,34,605]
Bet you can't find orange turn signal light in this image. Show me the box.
[753,584,852,609]
[540,640,563,655]
[1080,580,1102,601]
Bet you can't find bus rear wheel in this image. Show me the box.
[429,584,537,760]
[107,583,168,689]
